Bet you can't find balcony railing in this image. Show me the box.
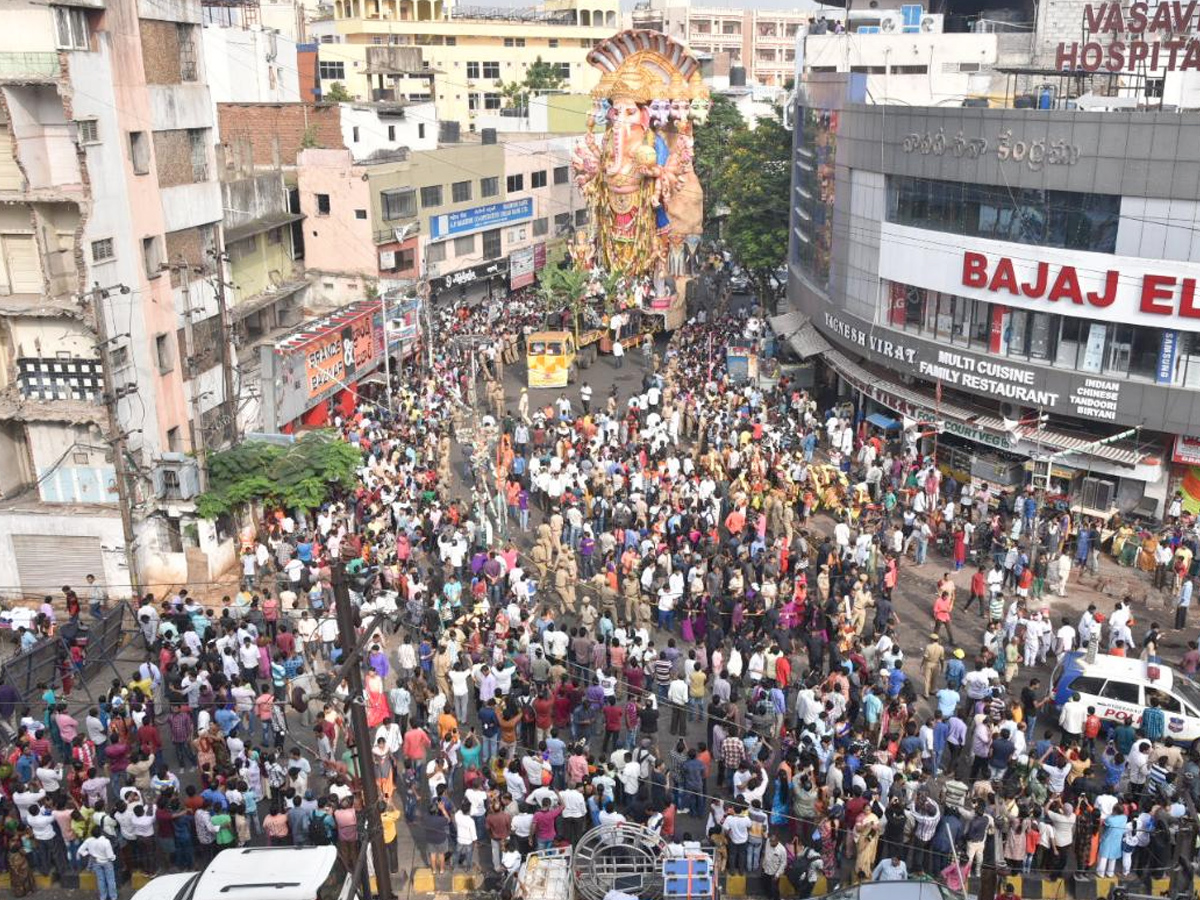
[0,52,60,81]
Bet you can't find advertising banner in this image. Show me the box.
[273,300,384,425]
[510,247,536,289]
[430,198,533,240]
[879,222,1200,332]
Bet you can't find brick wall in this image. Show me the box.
[165,227,206,288]
[217,103,344,169]
[141,20,182,85]
[1034,0,1090,66]
[296,45,320,104]
[154,130,193,188]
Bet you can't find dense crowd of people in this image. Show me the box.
[0,291,1198,900]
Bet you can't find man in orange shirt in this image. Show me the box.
[932,592,955,644]
[401,724,431,764]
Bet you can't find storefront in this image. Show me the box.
[429,258,509,306]
[258,299,385,432]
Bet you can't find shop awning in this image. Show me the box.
[823,349,1148,468]
[865,412,900,431]
[767,310,831,359]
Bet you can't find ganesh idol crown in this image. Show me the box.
[570,30,709,285]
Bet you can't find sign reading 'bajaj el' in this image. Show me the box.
[1056,1,1200,72]
[962,250,1200,319]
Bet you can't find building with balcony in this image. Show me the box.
[785,0,1200,520]
[308,0,622,124]
[0,0,232,597]
[632,0,810,87]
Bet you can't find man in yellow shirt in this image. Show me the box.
[688,668,707,722]
[379,801,400,871]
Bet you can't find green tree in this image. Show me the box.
[499,56,565,111]
[196,432,361,519]
[692,93,746,231]
[324,82,353,102]
[717,108,792,311]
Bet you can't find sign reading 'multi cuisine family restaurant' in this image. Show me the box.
[1057,2,1200,71]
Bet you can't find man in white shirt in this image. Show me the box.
[453,803,478,870]
[722,808,751,873]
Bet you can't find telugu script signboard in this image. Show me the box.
[429,198,533,240]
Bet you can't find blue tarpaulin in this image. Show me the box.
[866,412,900,431]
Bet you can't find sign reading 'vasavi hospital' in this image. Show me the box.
[1057,2,1200,72]
[878,223,1200,332]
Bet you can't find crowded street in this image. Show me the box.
[2,279,1199,900]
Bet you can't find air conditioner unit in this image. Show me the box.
[879,12,900,33]
[920,14,943,32]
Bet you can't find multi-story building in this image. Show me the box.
[309,0,621,124]
[785,0,1200,518]
[296,129,582,310]
[0,0,233,596]
[633,0,810,87]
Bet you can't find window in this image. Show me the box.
[354,209,367,219]
[574,209,588,226]
[318,61,346,80]
[76,119,99,144]
[267,228,283,245]
[531,170,547,189]
[532,217,548,237]
[1068,676,1106,696]
[227,236,255,263]
[466,61,480,79]
[352,126,360,143]
[504,38,526,47]
[418,123,426,139]
[316,193,331,215]
[167,427,182,453]
[90,238,114,263]
[548,38,559,48]
[506,173,524,193]
[482,61,500,79]
[1099,680,1141,704]
[427,241,447,264]
[381,189,416,220]
[1146,687,1182,714]
[420,185,443,208]
[142,235,163,276]
[387,125,395,141]
[484,93,502,110]
[553,165,569,185]
[556,62,571,79]
[482,228,501,259]
[154,333,172,373]
[53,6,89,50]
[887,175,1121,253]
[481,176,499,198]
[453,234,475,255]
[452,180,472,203]
[468,93,481,111]
[446,36,456,45]
[554,212,571,233]
[129,131,150,175]
[177,24,197,80]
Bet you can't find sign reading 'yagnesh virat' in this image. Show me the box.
[1057,1,1200,72]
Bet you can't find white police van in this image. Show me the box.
[131,846,355,900]
[1051,652,1200,742]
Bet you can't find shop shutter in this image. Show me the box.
[10,534,104,596]
[0,125,20,192]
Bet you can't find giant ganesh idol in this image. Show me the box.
[571,30,705,283]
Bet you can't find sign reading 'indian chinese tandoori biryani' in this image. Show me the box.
[1057,2,1200,72]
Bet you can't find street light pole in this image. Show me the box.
[331,562,393,900]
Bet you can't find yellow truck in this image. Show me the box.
[526,331,579,389]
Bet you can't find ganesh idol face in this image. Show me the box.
[590,97,611,129]
[669,96,690,123]
[689,96,711,125]
[648,98,671,128]
[610,96,645,133]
